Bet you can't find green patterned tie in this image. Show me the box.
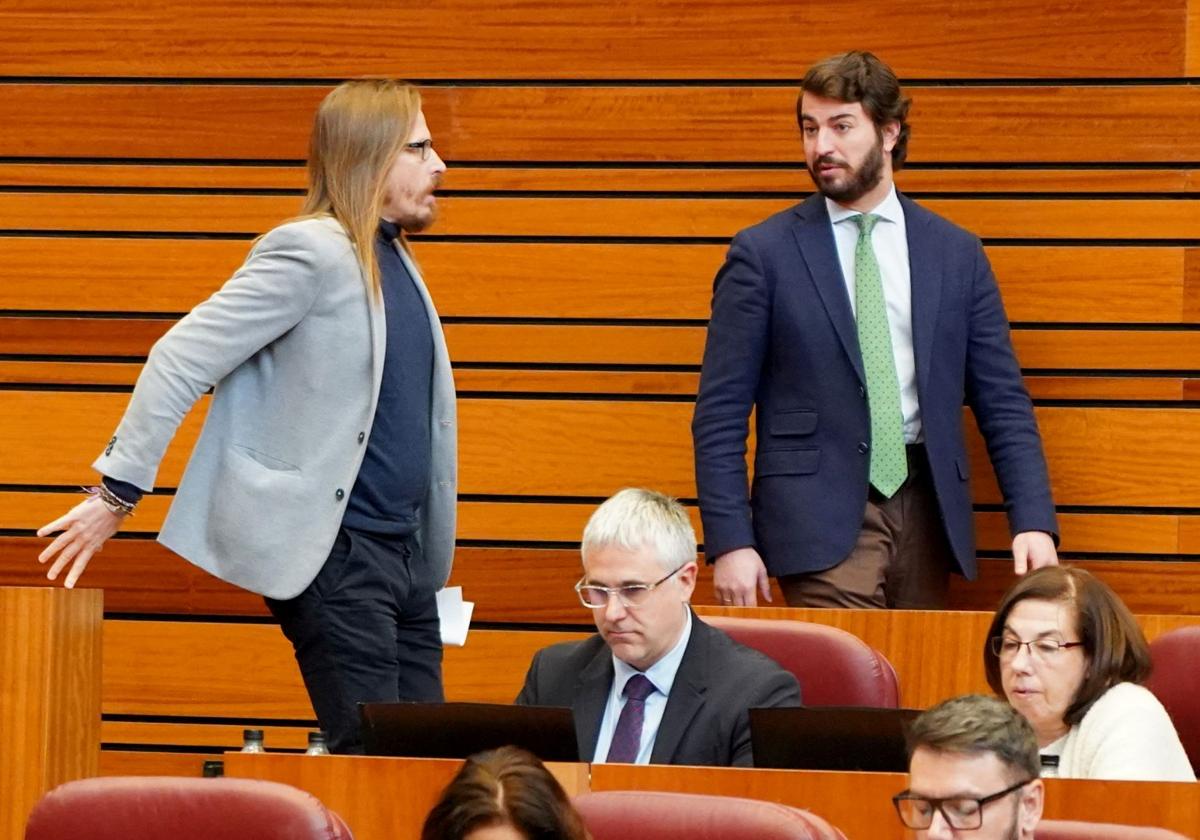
[853,213,907,497]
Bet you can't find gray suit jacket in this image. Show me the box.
[514,614,801,767]
[93,216,457,599]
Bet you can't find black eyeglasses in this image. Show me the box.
[893,779,1033,830]
[990,636,1084,660]
[575,564,686,609]
[403,138,435,162]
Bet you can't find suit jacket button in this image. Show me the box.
[357,431,365,444]
[335,488,345,500]
[858,385,866,398]
[858,442,870,454]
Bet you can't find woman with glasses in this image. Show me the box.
[983,566,1193,781]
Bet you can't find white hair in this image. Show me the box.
[581,488,696,573]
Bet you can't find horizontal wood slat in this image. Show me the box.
[102,721,314,751]
[2,362,1190,401]
[102,621,587,716]
[4,497,1196,558]
[2,240,1192,324]
[3,537,1200,620]
[0,0,1181,79]
[97,751,214,778]
[2,163,1198,194]
[4,393,1200,506]
[6,86,1200,163]
[7,193,1200,240]
[3,317,1197,372]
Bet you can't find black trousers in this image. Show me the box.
[265,527,444,754]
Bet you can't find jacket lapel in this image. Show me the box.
[573,644,616,761]
[790,195,865,384]
[900,193,941,397]
[649,613,708,764]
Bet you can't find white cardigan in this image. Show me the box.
[1043,682,1195,782]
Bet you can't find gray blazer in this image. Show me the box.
[93,216,457,599]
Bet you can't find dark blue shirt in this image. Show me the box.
[340,221,434,535]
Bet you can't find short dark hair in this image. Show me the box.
[908,694,1040,783]
[798,51,912,168]
[421,746,590,840]
[984,566,1152,727]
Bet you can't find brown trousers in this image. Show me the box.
[777,444,956,609]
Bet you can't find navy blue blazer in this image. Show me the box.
[692,191,1057,578]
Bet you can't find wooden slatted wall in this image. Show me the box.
[2,0,1199,771]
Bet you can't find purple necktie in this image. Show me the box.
[606,673,657,763]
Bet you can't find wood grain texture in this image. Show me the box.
[5,392,1200,508]
[949,558,1200,615]
[592,764,1200,840]
[6,317,1197,373]
[101,721,314,751]
[102,621,588,717]
[1,239,1188,324]
[6,85,1200,162]
[0,587,103,840]
[224,754,588,840]
[97,750,214,778]
[8,163,1198,193]
[0,362,1189,402]
[4,536,1200,619]
[3,497,1191,560]
[6,192,1200,240]
[0,0,1182,78]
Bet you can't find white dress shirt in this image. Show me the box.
[592,607,693,764]
[826,185,922,443]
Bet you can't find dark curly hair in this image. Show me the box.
[798,51,912,169]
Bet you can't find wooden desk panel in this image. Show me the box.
[221,755,1200,840]
[591,765,1200,839]
[223,753,589,840]
[0,587,103,840]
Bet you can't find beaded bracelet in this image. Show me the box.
[82,485,136,517]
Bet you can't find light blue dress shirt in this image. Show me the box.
[592,607,693,764]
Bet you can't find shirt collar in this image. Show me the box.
[611,606,693,698]
[825,183,902,227]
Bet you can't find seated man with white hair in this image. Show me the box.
[515,488,800,767]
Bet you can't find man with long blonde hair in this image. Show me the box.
[36,80,456,753]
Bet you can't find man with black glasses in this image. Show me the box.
[515,488,799,766]
[895,695,1043,839]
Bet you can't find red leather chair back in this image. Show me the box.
[574,791,847,840]
[1146,625,1200,774]
[1037,820,1190,839]
[24,776,353,840]
[704,615,900,707]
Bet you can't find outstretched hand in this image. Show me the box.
[36,496,125,588]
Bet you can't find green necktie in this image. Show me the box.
[853,213,907,498]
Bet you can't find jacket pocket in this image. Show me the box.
[232,444,301,473]
[755,447,820,477]
[769,409,818,436]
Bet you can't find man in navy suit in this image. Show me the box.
[692,51,1059,609]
